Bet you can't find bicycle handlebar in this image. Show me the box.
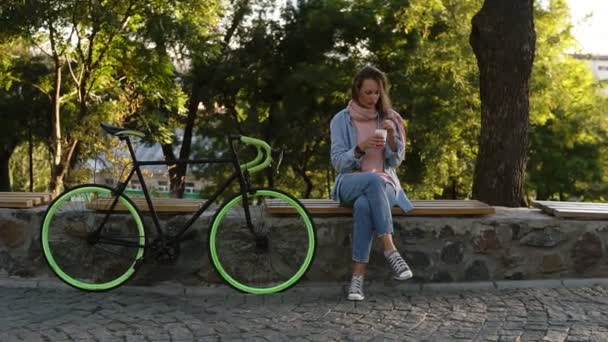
[239,136,272,174]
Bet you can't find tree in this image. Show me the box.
[469,0,536,206]
[0,40,51,191]
[119,0,223,198]
[1,0,141,193]
[394,0,482,199]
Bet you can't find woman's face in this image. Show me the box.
[357,79,380,109]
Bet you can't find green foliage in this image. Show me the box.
[9,142,52,192]
[395,0,482,199]
[527,0,608,201]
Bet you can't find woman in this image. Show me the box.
[330,65,414,301]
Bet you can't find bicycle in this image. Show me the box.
[40,123,316,294]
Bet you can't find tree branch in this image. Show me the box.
[65,57,81,90]
[90,1,135,72]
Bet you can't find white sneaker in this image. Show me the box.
[347,275,365,301]
[386,251,414,280]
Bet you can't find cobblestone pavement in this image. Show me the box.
[2,280,608,341]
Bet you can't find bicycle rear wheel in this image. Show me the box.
[209,188,316,294]
[41,184,146,291]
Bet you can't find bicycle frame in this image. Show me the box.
[95,134,257,247]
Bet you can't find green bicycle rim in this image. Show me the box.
[209,189,315,294]
[41,186,145,291]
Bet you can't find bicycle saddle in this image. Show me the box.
[100,123,146,138]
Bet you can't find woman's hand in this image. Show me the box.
[382,119,399,151]
[359,135,386,150]
[381,119,396,135]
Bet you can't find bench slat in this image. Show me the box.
[278,203,487,208]
[87,198,204,213]
[532,200,608,219]
[0,192,54,208]
[534,201,608,208]
[268,207,494,216]
[535,200,608,206]
[553,210,608,219]
[536,205,608,212]
[0,199,34,208]
[85,196,494,216]
[266,199,494,216]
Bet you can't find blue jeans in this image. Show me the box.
[338,173,398,263]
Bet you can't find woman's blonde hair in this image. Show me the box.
[351,65,393,118]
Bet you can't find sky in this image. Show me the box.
[567,0,608,55]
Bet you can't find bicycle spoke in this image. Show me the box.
[209,189,315,293]
[41,185,146,291]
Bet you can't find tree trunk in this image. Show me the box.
[293,166,313,198]
[49,63,63,194]
[171,94,201,198]
[29,130,34,192]
[50,139,78,193]
[469,0,536,207]
[0,146,14,192]
[161,143,180,198]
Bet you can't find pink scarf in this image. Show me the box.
[347,100,406,144]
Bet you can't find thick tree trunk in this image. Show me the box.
[469,0,536,207]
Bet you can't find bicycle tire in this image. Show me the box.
[41,184,146,291]
[208,188,316,294]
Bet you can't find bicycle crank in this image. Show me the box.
[149,239,181,264]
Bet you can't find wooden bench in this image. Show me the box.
[0,192,54,208]
[533,200,608,219]
[267,199,495,216]
[85,197,495,216]
[86,197,206,213]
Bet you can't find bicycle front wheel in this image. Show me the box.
[209,188,316,294]
[41,184,146,291]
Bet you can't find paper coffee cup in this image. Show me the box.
[375,129,387,141]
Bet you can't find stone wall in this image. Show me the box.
[1,207,608,286]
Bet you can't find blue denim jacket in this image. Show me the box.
[330,108,414,213]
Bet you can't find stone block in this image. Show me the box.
[503,270,524,280]
[0,250,16,273]
[440,241,464,264]
[465,259,490,281]
[0,220,27,248]
[474,229,499,254]
[500,248,525,269]
[541,254,564,273]
[520,228,566,247]
[429,270,453,282]
[437,225,455,238]
[403,250,431,270]
[397,226,426,240]
[571,232,603,273]
[510,223,524,240]
[496,225,513,246]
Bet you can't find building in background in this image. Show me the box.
[91,129,212,199]
[571,54,608,94]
